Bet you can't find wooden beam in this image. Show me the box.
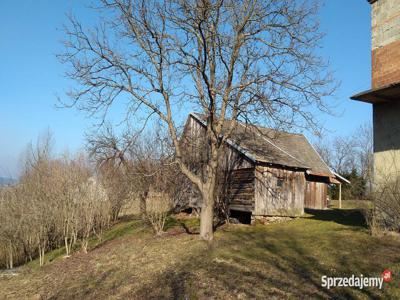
[339,183,342,209]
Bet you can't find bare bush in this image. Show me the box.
[372,175,400,233]
[87,125,189,222]
[315,123,373,200]
[146,192,173,235]
[0,134,113,269]
[77,177,110,253]
[98,161,131,221]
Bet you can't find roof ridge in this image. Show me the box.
[189,112,258,162]
[301,135,333,176]
[240,121,303,136]
[191,112,303,137]
[238,122,310,168]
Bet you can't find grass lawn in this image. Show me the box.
[329,199,373,210]
[1,209,400,299]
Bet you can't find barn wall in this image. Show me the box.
[254,166,305,216]
[182,115,253,171]
[304,181,328,209]
[182,115,254,208]
[225,168,255,212]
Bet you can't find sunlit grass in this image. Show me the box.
[329,199,373,209]
[3,210,400,299]
[26,216,146,269]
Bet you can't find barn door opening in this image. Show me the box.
[229,210,252,224]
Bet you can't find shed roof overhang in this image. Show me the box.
[330,171,351,185]
[351,82,400,104]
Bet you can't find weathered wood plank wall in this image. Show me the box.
[225,168,255,212]
[182,116,254,208]
[304,181,328,209]
[254,166,305,216]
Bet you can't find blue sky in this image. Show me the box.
[0,0,372,177]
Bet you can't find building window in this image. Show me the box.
[277,178,284,187]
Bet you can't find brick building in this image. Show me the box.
[351,0,400,184]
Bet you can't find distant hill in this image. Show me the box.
[0,177,17,186]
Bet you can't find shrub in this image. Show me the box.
[372,175,400,233]
[146,192,172,235]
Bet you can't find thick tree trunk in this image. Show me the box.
[200,198,214,240]
[200,163,218,241]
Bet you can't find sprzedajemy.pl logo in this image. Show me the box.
[321,269,392,290]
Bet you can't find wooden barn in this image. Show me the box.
[182,113,344,218]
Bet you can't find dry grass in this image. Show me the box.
[1,209,400,299]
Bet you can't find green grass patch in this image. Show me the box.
[25,246,67,269]
[165,214,200,233]
[93,218,144,245]
[26,216,145,270]
[330,199,373,210]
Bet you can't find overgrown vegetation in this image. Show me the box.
[1,210,400,299]
[316,124,373,200]
[0,130,182,269]
[368,175,400,234]
[330,168,368,200]
[0,134,112,269]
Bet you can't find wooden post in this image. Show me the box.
[339,183,342,209]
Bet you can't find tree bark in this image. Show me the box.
[200,161,218,241]
[139,189,149,222]
[200,197,214,241]
[64,237,70,256]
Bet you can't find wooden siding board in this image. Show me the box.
[183,116,255,209]
[226,168,255,211]
[304,181,328,209]
[254,166,305,216]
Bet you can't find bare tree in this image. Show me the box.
[354,123,373,189]
[87,125,151,221]
[315,135,357,175]
[87,124,183,224]
[98,160,132,221]
[314,123,373,200]
[59,0,335,240]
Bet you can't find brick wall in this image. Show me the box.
[371,0,400,88]
[372,40,400,88]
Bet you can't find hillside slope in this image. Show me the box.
[1,210,400,299]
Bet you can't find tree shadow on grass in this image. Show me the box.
[305,208,368,228]
[45,216,399,300]
[129,222,397,299]
[230,230,385,299]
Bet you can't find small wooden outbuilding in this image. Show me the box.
[182,113,342,218]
